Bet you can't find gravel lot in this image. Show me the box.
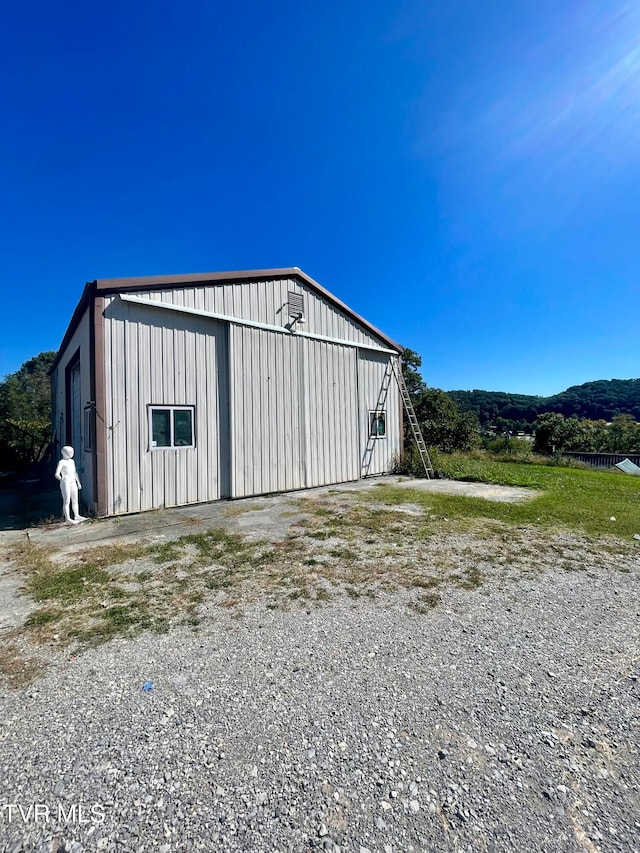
[0,486,639,853]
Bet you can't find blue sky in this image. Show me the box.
[1,0,638,395]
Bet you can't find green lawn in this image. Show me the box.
[376,453,640,538]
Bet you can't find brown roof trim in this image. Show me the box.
[94,268,300,291]
[53,269,402,365]
[95,268,402,352]
[50,282,93,373]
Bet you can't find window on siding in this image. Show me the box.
[369,410,387,438]
[149,406,194,449]
[83,405,93,452]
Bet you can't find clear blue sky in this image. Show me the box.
[1,0,638,396]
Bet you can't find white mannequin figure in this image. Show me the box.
[55,446,87,524]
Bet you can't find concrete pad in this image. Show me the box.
[392,478,538,503]
[3,477,403,551]
[0,475,537,558]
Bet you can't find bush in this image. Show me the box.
[546,454,590,470]
[389,447,439,478]
[484,436,533,461]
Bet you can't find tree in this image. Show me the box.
[399,347,480,456]
[533,412,583,453]
[605,414,640,453]
[400,347,426,402]
[0,351,56,470]
[415,388,480,453]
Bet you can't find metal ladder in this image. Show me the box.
[361,359,394,478]
[391,359,433,478]
[362,357,433,479]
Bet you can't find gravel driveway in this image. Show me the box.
[0,485,638,853]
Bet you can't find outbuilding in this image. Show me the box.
[51,268,404,517]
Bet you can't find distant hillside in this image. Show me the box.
[448,379,640,430]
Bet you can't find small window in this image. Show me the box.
[149,406,194,449]
[83,405,94,452]
[369,410,387,438]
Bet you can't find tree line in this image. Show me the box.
[533,412,640,455]
[448,378,640,433]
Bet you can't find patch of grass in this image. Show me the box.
[24,608,63,627]
[412,575,442,590]
[110,585,130,599]
[364,455,640,538]
[8,473,635,681]
[182,529,250,565]
[29,563,112,602]
[288,588,309,601]
[149,542,182,563]
[410,592,442,613]
[223,502,264,516]
[251,549,277,566]
[455,566,485,590]
[101,601,150,629]
[8,526,279,655]
[204,568,235,590]
[77,543,147,567]
[328,546,358,561]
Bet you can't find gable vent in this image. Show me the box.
[288,291,305,320]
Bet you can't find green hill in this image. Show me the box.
[448,378,640,431]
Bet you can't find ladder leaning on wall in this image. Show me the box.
[391,358,433,479]
[362,357,433,479]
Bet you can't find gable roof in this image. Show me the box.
[53,268,402,368]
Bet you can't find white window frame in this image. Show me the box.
[369,409,387,439]
[148,405,195,450]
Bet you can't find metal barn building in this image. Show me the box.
[51,268,403,517]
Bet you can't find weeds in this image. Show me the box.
[4,457,637,687]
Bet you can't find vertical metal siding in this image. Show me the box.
[124,311,141,513]
[231,327,305,497]
[303,339,359,488]
[100,277,399,513]
[128,276,386,351]
[103,299,228,514]
[357,352,402,476]
[230,331,360,496]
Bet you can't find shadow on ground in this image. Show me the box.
[0,476,63,530]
